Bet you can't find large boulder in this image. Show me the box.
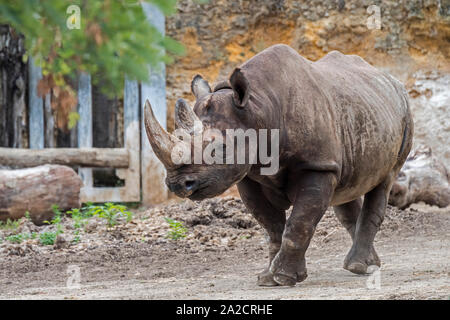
[0,165,82,225]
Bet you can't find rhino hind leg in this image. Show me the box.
[334,198,380,271]
[343,177,393,275]
[334,198,362,240]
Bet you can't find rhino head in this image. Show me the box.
[144,69,256,200]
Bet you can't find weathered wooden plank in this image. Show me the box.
[0,25,27,148]
[77,73,93,199]
[11,75,26,148]
[0,147,129,168]
[118,79,140,201]
[44,93,55,147]
[77,73,93,148]
[28,57,44,149]
[140,3,168,205]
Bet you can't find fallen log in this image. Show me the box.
[0,165,82,225]
[0,147,129,168]
[389,145,450,209]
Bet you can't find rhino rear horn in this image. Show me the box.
[175,98,203,135]
[144,99,187,168]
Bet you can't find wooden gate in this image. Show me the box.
[0,4,168,205]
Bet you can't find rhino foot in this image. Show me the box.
[257,268,307,287]
[257,269,279,286]
[344,247,381,275]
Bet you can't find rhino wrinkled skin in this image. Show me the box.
[144,44,413,286]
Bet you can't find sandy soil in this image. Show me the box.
[0,199,448,300]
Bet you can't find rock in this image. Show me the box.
[84,220,98,233]
[0,165,82,225]
[54,234,68,249]
[6,243,35,256]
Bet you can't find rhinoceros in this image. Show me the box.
[144,44,413,286]
[389,145,450,209]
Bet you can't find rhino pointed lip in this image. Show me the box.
[187,189,202,200]
[173,189,194,199]
[174,186,200,199]
[187,185,209,200]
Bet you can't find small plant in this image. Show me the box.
[0,219,20,230]
[24,211,32,221]
[39,232,58,246]
[39,220,63,246]
[72,233,81,244]
[91,203,133,227]
[5,232,37,244]
[79,202,97,218]
[67,208,88,230]
[44,205,63,225]
[5,234,25,243]
[165,217,187,240]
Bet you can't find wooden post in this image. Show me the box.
[77,73,93,201]
[28,57,44,149]
[0,25,27,148]
[141,3,168,205]
[0,147,129,168]
[115,79,141,202]
[44,93,55,147]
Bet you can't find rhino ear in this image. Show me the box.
[230,68,250,108]
[191,74,211,100]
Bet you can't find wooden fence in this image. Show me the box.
[0,4,168,205]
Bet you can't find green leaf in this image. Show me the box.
[68,111,80,129]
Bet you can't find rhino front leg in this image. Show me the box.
[270,171,336,286]
[237,177,287,286]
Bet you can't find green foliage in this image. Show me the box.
[87,202,133,227]
[39,231,58,245]
[68,111,80,129]
[24,211,32,221]
[0,219,20,230]
[0,0,184,97]
[72,235,81,244]
[164,217,187,240]
[39,205,64,245]
[43,204,63,225]
[66,208,88,230]
[5,232,37,244]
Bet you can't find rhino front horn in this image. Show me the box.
[144,99,187,168]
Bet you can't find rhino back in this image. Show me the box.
[313,51,410,197]
[241,46,411,203]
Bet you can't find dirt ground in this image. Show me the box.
[0,198,448,300]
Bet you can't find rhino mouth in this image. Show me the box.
[187,185,211,201]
